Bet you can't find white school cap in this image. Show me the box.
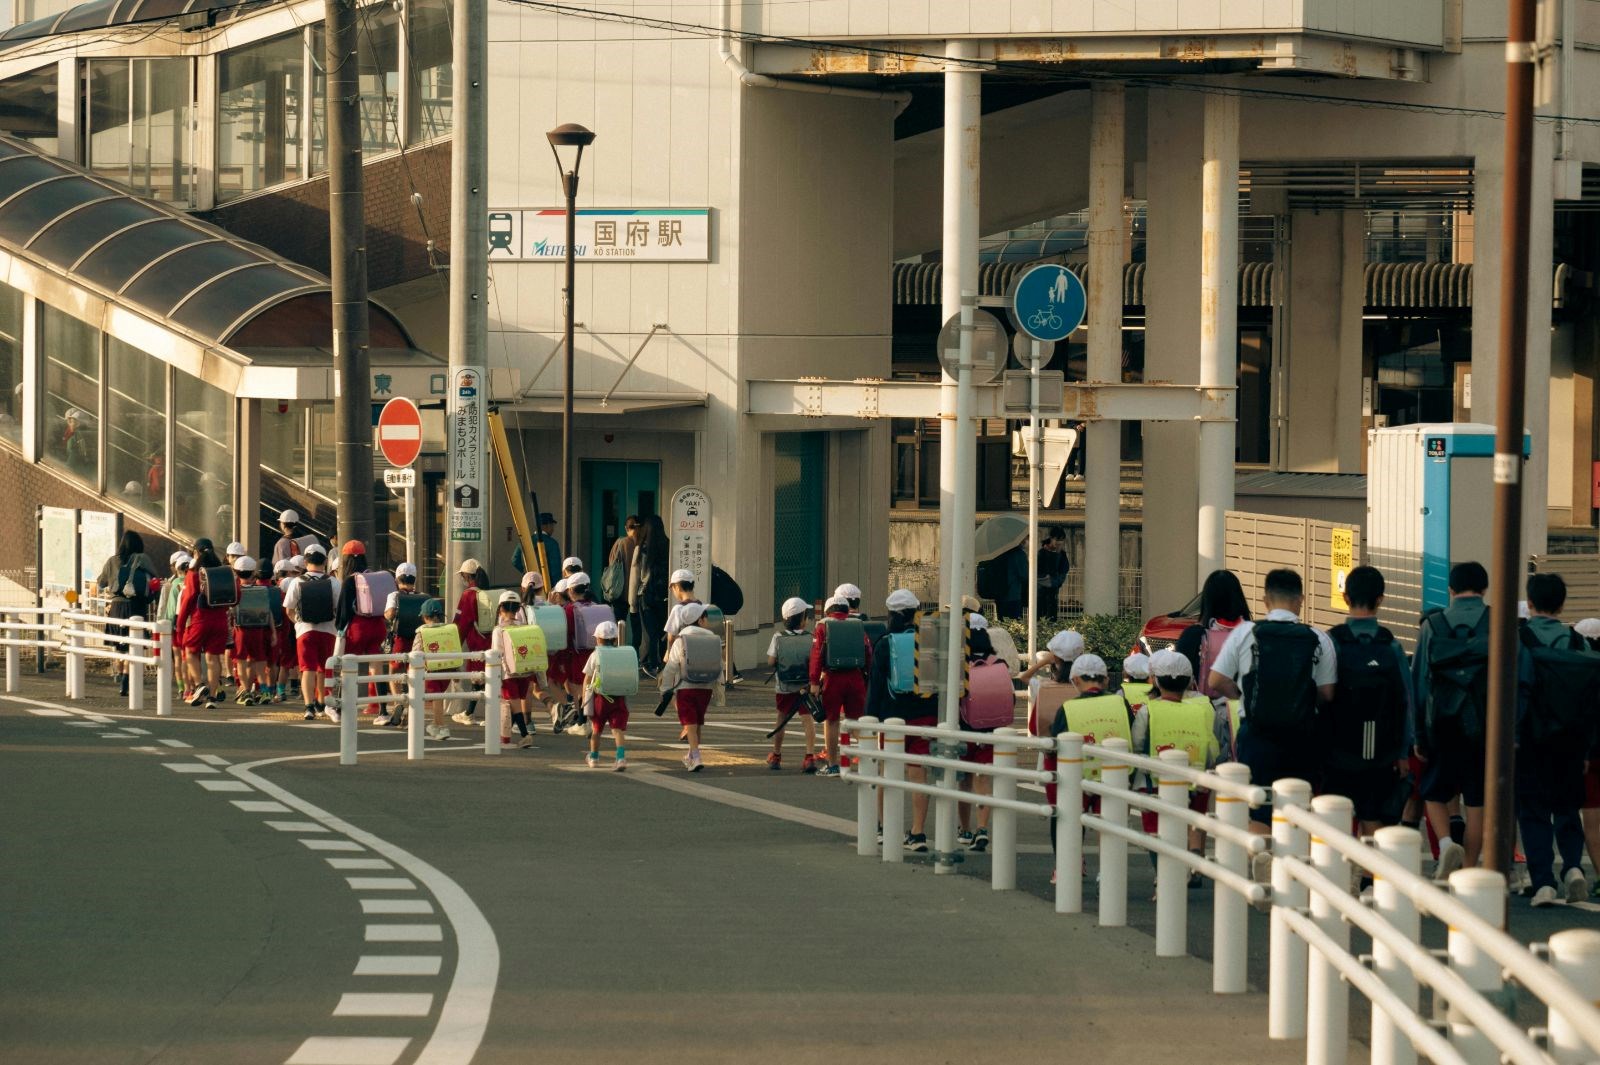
[1148,648,1193,679]
[458,558,482,575]
[567,571,591,588]
[960,595,982,613]
[225,541,246,557]
[1122,652,1151,680]
[1047,630,1085,662]
[834,583,862,600]
[273,558,293,575]
[497,590,522,606]
[670,568,695,586]
[278,509,300,524]
[521,570,544,590]
[173,552,192,569]
[1577,618,1600,640]
[562,556,584,571]
[1070,653,1108,680]
[395,562,418,579]
[885,589,919,611]
[824,595,849,611]
[967,614,990,631]
[679,602,707,625]
[231,556,256,573]
[552,578,569,594]
[593,620,619,641]
[303,544,327,559]
[288,554,307,570]
[781,596,810,618]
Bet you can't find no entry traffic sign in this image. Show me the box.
[377,397,423,468]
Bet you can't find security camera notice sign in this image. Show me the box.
[450,367,485,542]
[670,485,711,594]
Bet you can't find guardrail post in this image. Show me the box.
[1372,825,1422,1065]
[338,656,358,766]
[5,612,19,694]
[1448,868,1507,1065]
[1156,748,1191,957]
[155,619,173,717]
[1213,762,1251,993]
[483,651,502,756]
[1057,732,1084,914]
[933,721,959,874]
[1098,736,1131,928]
[1548,930,1600,1064]
[1269,776,1313,1040]
[407,652,426,761]
[126,615,145,711]
[855,717,880,857]
[882,718,905,864]
[991,727,1019,891]
[1308,794,1354,1065]
[62,616,77,699]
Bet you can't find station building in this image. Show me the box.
[0,0,1595,653]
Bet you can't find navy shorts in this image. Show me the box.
[1237,723,1323,824]
[1418,731,1486,807]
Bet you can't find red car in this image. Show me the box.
[1135,592,1201,655]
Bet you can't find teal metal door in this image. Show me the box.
[584,460,660,576]
[773,433,825,607]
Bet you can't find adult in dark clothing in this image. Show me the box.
[512,510,564,581]
[603,516,640,628]
[96,529,158,696]
[980,543,1030,620]
[865,589,938,850]
[635,514,670,672]
[1036,526,1069,619]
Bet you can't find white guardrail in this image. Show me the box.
[1,607,174,716]
[843,720,1600,1065]
[323,649,504,767]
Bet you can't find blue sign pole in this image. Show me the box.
[1007,264,1087,344]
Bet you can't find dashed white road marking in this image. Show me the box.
[333,993,434,1017]
[65,721,102,728]
[364,924,443,942]
[122,727,151,735]
[98,731,137,739]
[81,714,116,724]
[129,746,165,754]
[196,754,231,766]
[346,877,417,891]
[158,738,193,748]
[23,706,72,716]
[285,1036,411,1064]
[162,762,219,774]
[328,858,394,871]
[360,899,434,915]
[198,780,253,792]
[354,955,442,976]
[302,839,365,852]
[233,800,291,813]
[266,820,328,833]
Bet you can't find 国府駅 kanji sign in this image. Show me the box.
[486,208,710,262]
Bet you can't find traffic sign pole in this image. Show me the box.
[1026,339,1042,659]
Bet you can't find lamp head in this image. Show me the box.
[546,123,596,175]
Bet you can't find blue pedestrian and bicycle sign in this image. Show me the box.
[1007,264,1087,343]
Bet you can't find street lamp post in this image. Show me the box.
[546,123,596,545]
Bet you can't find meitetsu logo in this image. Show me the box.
[530,239,585,257]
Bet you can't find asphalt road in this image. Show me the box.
[3,666,1595,1064]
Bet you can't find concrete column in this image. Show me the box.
[1085,83,1125,615]
[237,398,262,553]
[939,39,981,607]
[1197,92,1239,578]
[1283,209,1364,472]
[1142,88,1203,613]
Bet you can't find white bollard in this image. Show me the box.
[991,727,1019,891]
[1269,777,1313,1040]
[4,611,18,694]
[483,652,502,756]
[1098,737,1131,928]
[1156,747,1191,958]
[127,615,145,711]
[1213,762,1252,994]
[338,656,358,766]
[1372,825,1421,1065]
[407,652,426,761]
[855,717,880,857]
[932,721,959,874]
[155,619,173,717]
[881,719,905,864]
[1448,868,1507,1065]
[1057,732,1084,914]
[1307,794,1354,1065]
[1548,930,1600,1064]
[63,621,79,700]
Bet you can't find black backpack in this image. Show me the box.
[975,558,1007,602]
[296,577,335,624]
[1518,623,1600,747]
[1326,624,1408,769]
[1240,620,1322,739]
[393,593,429,640]
[199,566,238,609]
[115,560,150,602]
[1424,609,1490,741]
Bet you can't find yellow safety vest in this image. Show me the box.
[1120,680,1154,709]
[1147,697,1217,772]
[1067,693,1133,781]
[416,623,463,670]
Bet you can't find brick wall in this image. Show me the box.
[200,139,452,293]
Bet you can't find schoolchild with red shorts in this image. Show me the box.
[808,595,873,777]
[660,603,722,772]
[583,619,631,770]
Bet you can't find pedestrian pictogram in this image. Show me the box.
[377,397,423,468]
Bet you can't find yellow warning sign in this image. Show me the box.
[1330,527,1354,610]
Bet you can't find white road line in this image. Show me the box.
[302,839,365,852]
[129,746,164,754]
[233,800,291,813]
[621,766,857,837]
[328,858,394,871]
[81,714,116,724]
[360,899,434,915]
[22,706,72,716]
[65,721,102,728]
[354,955,442,976]
[198,780,253,792]
[346,877,417,891]
[365,924,443,942]
[333,992,434,1017]
[158,738,192,748]
[231,751,498,1065]
[196,754,231,765]
[122,727,151,735]
[98,731,137,739]
[267,820,329,833]
[285,1036,411,1065]
[162,762,219,774]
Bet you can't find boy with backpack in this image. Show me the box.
[664,569,702,650]
[767,596,819,772]
[283,544,341,721]
[1207,567,1337,835]
[231,556,276,706]
[271,557,300,702]
[1516,573,1600,905]
[449,559,492,728]
[492,592,539,749]
[583,619,636,770]
[560,573,612,736]
[414,597,458,741]
[1410,560,1491,876]
[865,590,939,848]
[1324,566,1413,834]
[659,602,722,771]
[809,594,873,777]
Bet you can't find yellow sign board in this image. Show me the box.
[1330,527,1354,610]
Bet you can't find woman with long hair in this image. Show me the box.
[96,528,157,697]
[636,515,670,673]
[1175,568,1252,699]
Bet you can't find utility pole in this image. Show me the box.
[445,0,488,586]
[1482,0,1537,879]
[327,0,372,553]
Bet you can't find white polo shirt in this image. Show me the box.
[1209,608,1337,718]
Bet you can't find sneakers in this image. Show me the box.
[235,687,252,706]
[1566,867,1590,903]
[817,763,840,778]
[1532,885,1560,908]
[302,706,317,721]
[957,830,975,848]
[451,711,475,726]
[904,833,929,853]
[519,735,535,749]
[683,750,703,773]
[801,753,818,775]
[766,752,782,771]
[1436,839,1466,879]
[325,706,341,724]
[373,713,392,726]
[435,727,451,741]
[187,688,208,708]
[971,828,990,852]
[586,752,600,768]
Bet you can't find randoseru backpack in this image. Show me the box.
[593,645,641,698]
[572,602,615,651]
[199,566,238,609]
[961,656,1015,729]
[774,631,811,686]
[1239,620,1321,740]
[822,618,867,671]
[1326,624,1408,769]
[534,603,568,652]
[296,577,336,624]
[681,630,722,685]
[235,586,274,629]
[1194,623,1234,699]
[1424,609,1490,741]
[354,571,397,618]
[1519,624,1600,747]
[393,593,428,640]
[887,629,919,695]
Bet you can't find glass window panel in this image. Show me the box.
[87,60,131,188]
[171,264,307,338]
[31,197,163,269]
[309,400,335,496]
[131,58,192,205]
[0,176,100,248]
[310,25,326,177]
[357,4,400,154]
[106,337,166,520]
[0,66,59,155]
[261,399,308,484]
[0,282,22,447]
[39,304,100,486]
[218,32,306,201]
[76,219,207,292]
[172,370,232,538]
[408,0,451,142]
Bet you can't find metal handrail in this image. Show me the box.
[1082,740,1268,803]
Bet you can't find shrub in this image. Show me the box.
[995,613,1145,667]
